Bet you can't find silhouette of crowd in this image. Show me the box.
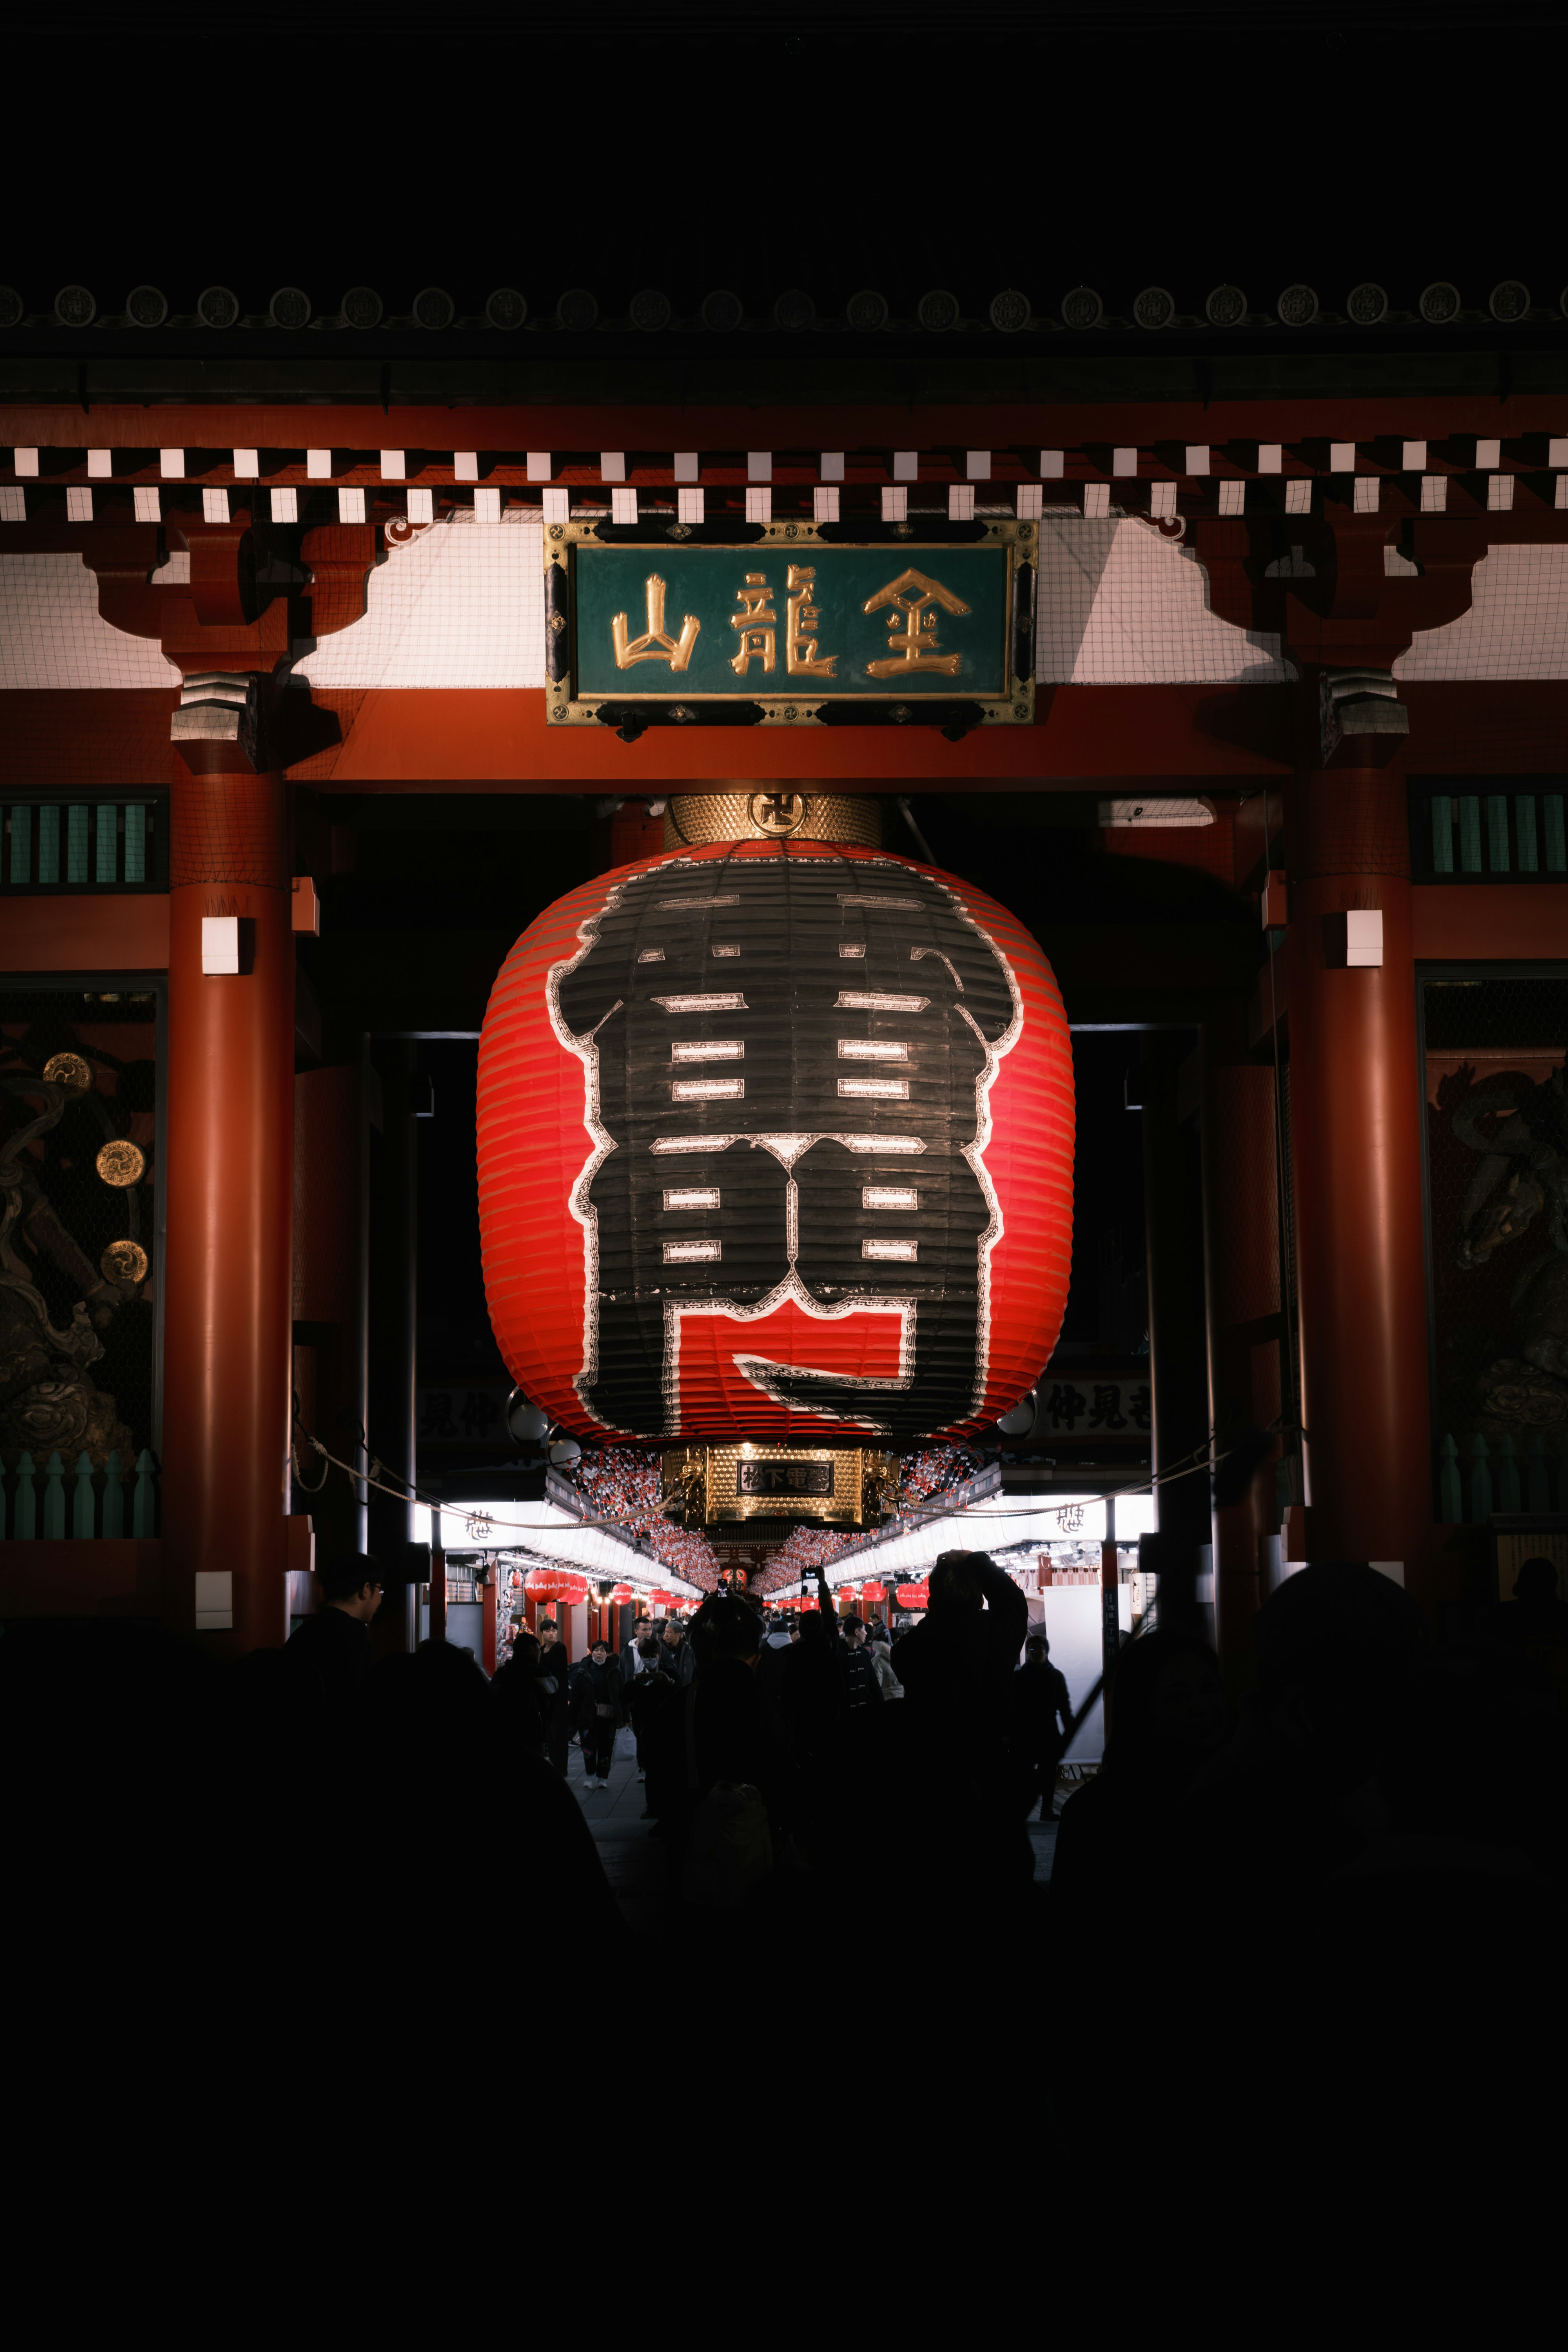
[4,1545,1563,1980]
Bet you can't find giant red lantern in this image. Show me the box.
[478,836,1073,1448]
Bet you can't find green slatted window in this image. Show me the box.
[1515,795,1538,873]
[1546,796,1567,872]
[65,805,89,884]
[1430,794,1452,872]
[0,798,165,892]
[1410,781,1566,883]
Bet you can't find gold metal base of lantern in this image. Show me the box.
[663,1442,896,1529]
[664,791,883,851]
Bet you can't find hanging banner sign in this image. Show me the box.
[542,519,1036,726]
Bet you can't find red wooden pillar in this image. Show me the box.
[1285,746,1433,1597]
[1201,1044,1283,1657]
[160,756,294,1650]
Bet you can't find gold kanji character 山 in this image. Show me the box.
[785,564,837,677]
[611,573,701,670]
[863,567,970,677]
[729,572,777,675]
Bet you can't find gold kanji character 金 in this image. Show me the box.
[612,573,701,670]
[729,572,777,675]
[785,564,837,677]
[863,567,969,678]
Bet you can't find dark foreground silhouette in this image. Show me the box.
[3,1552,1564,1984]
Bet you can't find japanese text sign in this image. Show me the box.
[544,520,1034,724]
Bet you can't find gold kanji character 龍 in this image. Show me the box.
[729,572,777,675]
[612,573,701,670]
[785,565,837,677]
[863,567,969,677]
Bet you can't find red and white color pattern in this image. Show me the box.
[478,838,1074,1446]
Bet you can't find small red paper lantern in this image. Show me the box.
[526,1567,572,1598]
[894,1581,930,1608]
[609,1583,637,1603]
[862,1580,887,1604]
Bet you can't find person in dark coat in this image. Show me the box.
[777,1592,846,1782]
[536,1617,572,1775]
[1051,1627,1232,1960]
[1483,1555,1568,1686]
[356,1638,626,1959]
[837,1615,885,1718]
[619,1612,658,1780]
[659,1617,695,1689]
[1008,1633,1074,1819]
[492,1628,548,1757]
[570,1638,624,1787]
[621,1611,656,1680]
[888,1548,1032,1895]
[625,1637,679,1819]
[1165,1564,1422,1967]
[286,1555,383,1699]
[657,1595,797,1878]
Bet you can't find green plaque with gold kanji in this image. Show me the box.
[543,519,1034,726]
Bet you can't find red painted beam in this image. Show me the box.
[9,394,1568,451]
[0,689,176,787]
[1411,884,1568,959]
[1,892,169,970]
[2,685,1564,797]
[307,682,1291,787]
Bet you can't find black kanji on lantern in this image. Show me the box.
[550,852,1021,1441]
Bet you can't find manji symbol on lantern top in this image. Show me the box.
[543,518,1036,726]
[476,834,1075,1448]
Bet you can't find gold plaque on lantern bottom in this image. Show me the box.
[663,1443,894,1529]
[95,1140,145,1187]
[42,1052,93,1091]
[100,1239,149,1286]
